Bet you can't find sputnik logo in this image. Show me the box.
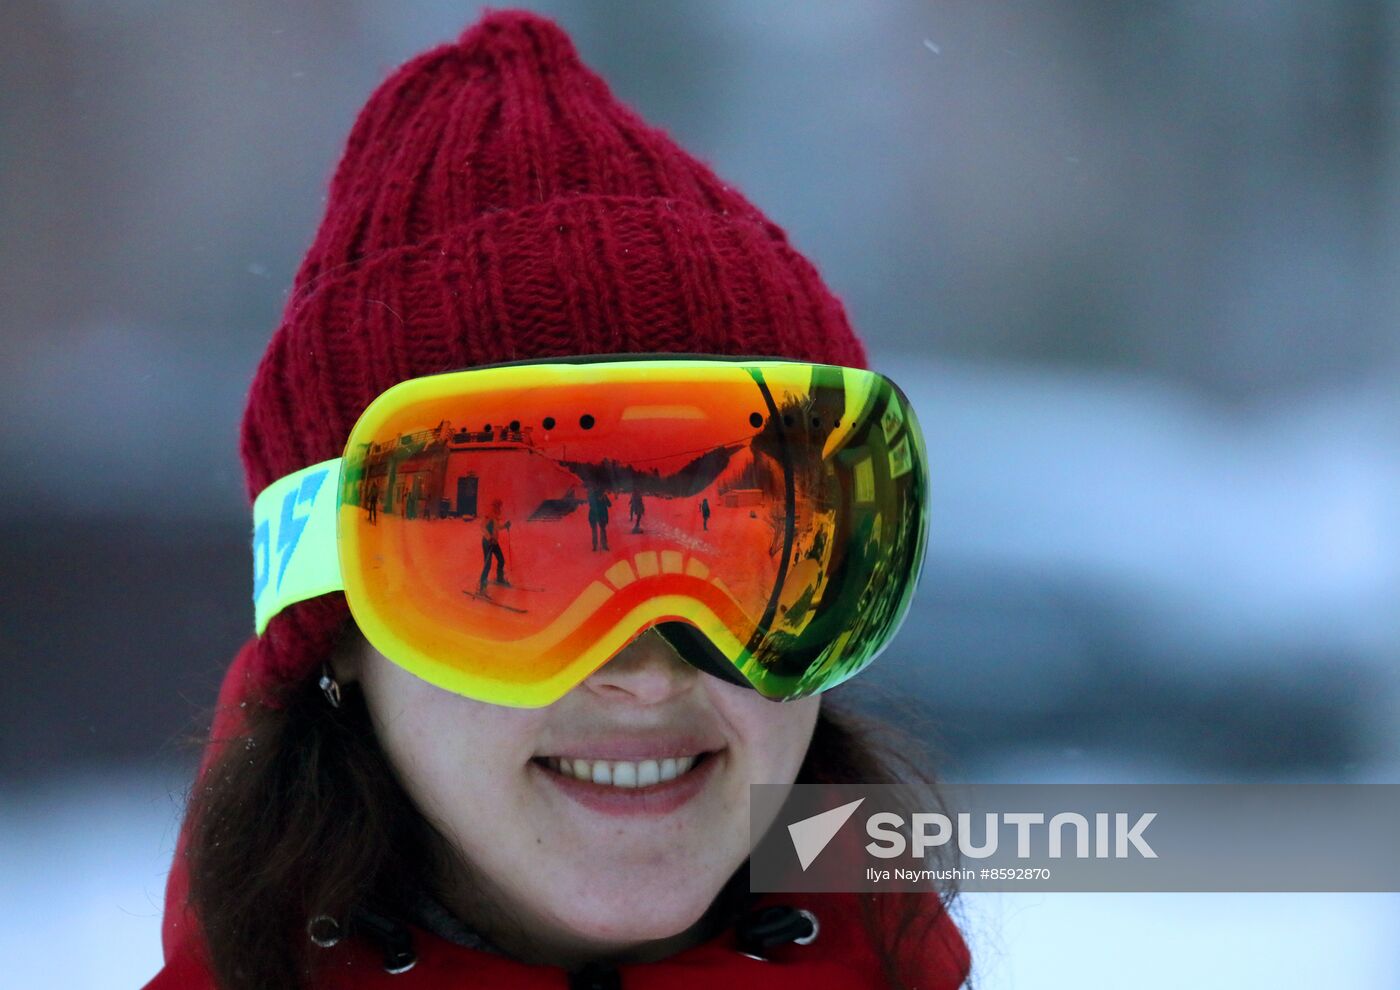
[787,798,865,870]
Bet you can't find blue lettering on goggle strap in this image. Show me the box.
[274,467,329,593]
[252,519,271,603]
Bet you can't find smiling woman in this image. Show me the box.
[171,629,967,989]
[340,622,819,968]
[143,8,969,990]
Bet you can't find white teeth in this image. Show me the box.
[541,754,706,788]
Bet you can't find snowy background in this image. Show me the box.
[4,2,1398,986]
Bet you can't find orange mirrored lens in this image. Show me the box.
[338,359,926,706]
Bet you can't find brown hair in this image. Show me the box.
[185,665,966,990]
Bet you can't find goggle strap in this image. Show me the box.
[252,457,344,634]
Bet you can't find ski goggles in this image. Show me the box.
[252,356,929,707]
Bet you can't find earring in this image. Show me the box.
[319,663,342,709]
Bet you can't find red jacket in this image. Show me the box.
[145,890,969,989]
[143,642,970,989]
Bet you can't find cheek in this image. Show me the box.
[360,671,543,839]
[711,691,820,860]
[719,688,821,783]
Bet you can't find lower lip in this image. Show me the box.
[531,752,722,817]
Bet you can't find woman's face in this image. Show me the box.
[333,625,819,965]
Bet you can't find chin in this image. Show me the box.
[555,876,716,943]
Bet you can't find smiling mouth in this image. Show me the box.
[530,753,716,789]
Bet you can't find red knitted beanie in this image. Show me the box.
[240,8,869,692]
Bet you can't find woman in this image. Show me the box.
[145,11,969,989]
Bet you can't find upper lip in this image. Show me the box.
[534,732,726,762]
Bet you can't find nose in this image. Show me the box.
[581,626,698,705]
